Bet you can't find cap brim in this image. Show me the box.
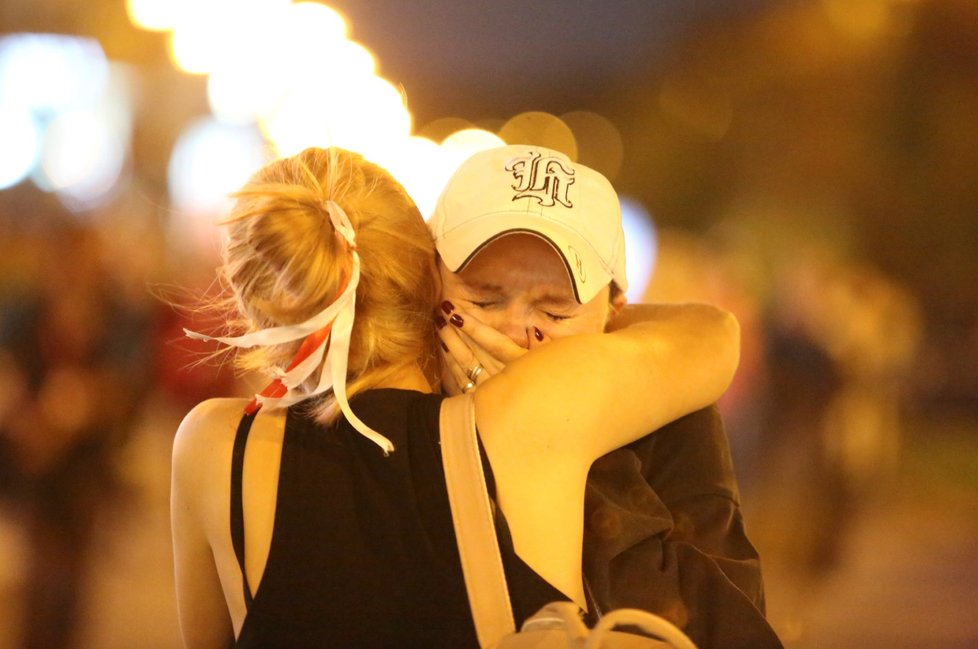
[437,212,614,304]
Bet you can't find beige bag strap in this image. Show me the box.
[440,393,516,646]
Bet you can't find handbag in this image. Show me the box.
[440,393,699,649]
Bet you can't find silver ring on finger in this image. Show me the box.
[462,380,476,393]
[466,364,484,383]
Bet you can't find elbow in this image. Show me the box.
[717,308,741,391]
[686,304,741,403]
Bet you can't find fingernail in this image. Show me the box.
[439,340,449,352]
[450,313,464,327]
[534,327,544,342]
[441,301,454,314]
[435,315,447,329]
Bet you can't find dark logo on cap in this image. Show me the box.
[506,153,575,208]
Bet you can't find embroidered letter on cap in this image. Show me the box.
[506,152,575,208]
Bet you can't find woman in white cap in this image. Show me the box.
[171,146,739,648]
[429,145,783,649]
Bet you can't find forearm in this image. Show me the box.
[611,303,741,418]
[478,303,739,466]
[608,302,733,333]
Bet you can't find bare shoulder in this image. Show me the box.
[172,398,250,490]
[174,397,248,449]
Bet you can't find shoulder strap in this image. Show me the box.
[231,410,258,611]
[440,393,516,646]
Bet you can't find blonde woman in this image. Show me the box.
[170,147,739,648]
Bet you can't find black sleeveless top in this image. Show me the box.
[231,388,563,648]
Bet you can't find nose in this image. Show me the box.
[498,320,530,348]
[496,304,531,349]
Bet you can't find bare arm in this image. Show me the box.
[474,301,740,463]
[454,302,738,605]
[171,402,235,649]
[606,303,693,332]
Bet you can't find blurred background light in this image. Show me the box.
[822,0,900,40]
[498,111,578,159]
[560,110,624,181]
[125,0,194,32]
[166,5,230,75]
[374,135,443,217]
[282,1,348,43]
[0,33,128,207]
[418,117,476,143]
[0,101,40,190]
[36,109,126,210]
[167,117,269,217]
[342,76,413,162]
[619,195,658,302]
[203,1,318,124]
[439,128,507,173]
[0,33,108,115]
[261,75,409,160]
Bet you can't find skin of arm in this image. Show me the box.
[474,301,740,473]
[171,400,237,649]
[606,303,696,332]
[468,302,740,606]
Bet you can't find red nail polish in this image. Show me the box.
[534,327,544,342]
[435,315,447,329]
[441,301,454,314]
[439,340,449,352]
[450,313,464,327]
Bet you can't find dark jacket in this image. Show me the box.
[583,405,783,649]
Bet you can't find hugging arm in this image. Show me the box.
[455,301,740,457]
[465,301,739,606]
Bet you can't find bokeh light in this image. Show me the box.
[0,33,129,209]
[167,7,231,75]
[439,128,507,173]
[0,101,40,190]
[281,1,348,43]
[168,117,269,216]
[822,0,901,40]
[126,0,194,32]
[619,195,658,302]
[36,109,126,209]
[258,75,409,159]
[375,135,443,217]
[0,33,108,114]
[418,117,476,143]
[498,111,578,159]
[560,110,624,181]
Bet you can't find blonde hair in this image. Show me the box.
[216,147,439,422]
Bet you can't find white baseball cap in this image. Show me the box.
[429,144,628,304]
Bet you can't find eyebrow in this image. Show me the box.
[461,280,506,296]
[463,280,577,308]
[533,294,578,308]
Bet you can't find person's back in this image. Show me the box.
[216,389,569,647]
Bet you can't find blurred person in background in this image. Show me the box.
[0,206,152,649]
[430,145,782,648]
[170,146,739,647]
[757,254,921,576]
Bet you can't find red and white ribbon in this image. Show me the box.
[185,200,395,454]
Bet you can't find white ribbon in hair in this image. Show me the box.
[184,200,395,454]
